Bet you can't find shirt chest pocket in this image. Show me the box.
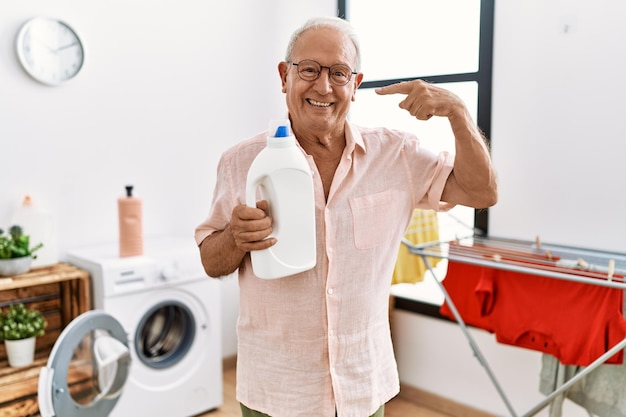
[349,190,407,250]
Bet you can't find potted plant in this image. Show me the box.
[0,225,43,276]
[0,303,47,367]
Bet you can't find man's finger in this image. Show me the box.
[256,200,269,211]
[375,81,412,96]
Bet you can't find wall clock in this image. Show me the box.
[15,17,85,86]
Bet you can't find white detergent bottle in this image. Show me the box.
[245,119,316,279]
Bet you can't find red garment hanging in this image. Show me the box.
[439,261,494,331]
[440,258,626,366]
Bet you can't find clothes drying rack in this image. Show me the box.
[402,233,626,417]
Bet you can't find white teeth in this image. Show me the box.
[308,99,331,107]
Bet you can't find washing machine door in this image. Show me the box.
[38,310,131,417]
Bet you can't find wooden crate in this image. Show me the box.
[0,263,91,417]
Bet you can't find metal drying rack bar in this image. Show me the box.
[402,235,626,417]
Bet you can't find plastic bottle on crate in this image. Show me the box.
[11,195,58,267]
[245,120,316,279]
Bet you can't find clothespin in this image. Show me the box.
[608,259,615,282]
[493,254,502,262]
[535,235,541,251]
[545,250,553,261]
[577,258,589,269]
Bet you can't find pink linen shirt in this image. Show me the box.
[195,121,454,417]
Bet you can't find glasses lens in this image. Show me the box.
[329,65,352,85]
[294,60,354,85]
[296,60,321,81]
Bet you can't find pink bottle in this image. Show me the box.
[118,185,143,257]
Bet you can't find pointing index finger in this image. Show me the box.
[375,81,411,96]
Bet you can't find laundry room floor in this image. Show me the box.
[198,360,460,417]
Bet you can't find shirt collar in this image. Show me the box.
[345,120,366,154]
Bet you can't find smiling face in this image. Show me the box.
[279,26,363,141]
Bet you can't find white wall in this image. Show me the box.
[0,0,336,358]
[393,1,621,415]
[488,0,626,253]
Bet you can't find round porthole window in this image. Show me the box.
[134,301,196,369]
[38,311,130,417]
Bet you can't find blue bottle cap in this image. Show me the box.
[274,125,289,137]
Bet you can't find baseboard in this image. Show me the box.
[399,383,499,417]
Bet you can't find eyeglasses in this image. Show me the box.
[290,59,357,86]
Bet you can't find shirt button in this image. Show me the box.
[327,288,334,295]
[329,329,335,336]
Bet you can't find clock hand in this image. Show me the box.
[56,42,78,52]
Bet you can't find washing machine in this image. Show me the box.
[42,236,222,417]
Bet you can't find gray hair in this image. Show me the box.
[285,16,361,71]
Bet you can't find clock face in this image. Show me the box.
[16,17,85,86]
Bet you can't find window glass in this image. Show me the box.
[350,0,481,80]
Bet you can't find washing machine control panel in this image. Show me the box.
[67,237,209,300]
[159,261,182,282]
[103,257,160,295]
